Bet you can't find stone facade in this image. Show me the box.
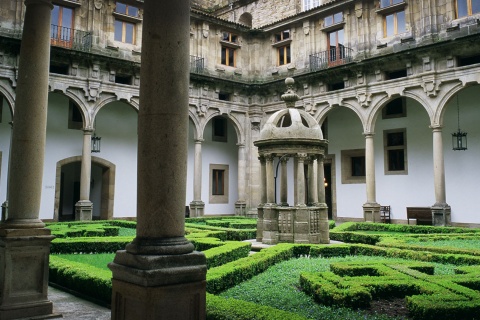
[0,0,479,226]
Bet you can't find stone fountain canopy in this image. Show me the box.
[254,77,330,245]
[255,107,328,155]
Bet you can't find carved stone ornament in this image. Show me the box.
[94,0,102,9]
[422,80,440,97]
[303,26,310,35]
[304,102,317,115]
[357,92,372,108]
[85,81,101,101]
[196,102,208,117]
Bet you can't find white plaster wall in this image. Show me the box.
[443,86,480,224]
[95,101,138,218]
[327,107,366,219]
[200,118,238,215]
[0,97,13,209]
[42,93,84,219]
[374,99,433,221]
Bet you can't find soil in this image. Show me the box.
[364,297,411,319]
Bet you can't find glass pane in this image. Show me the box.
[351,156,366,176]
[62,7,73,28]
[329,32,336,46]
[397,11,406,33]
[221,47,226,64]
[385,14,394,37]
[283,30,290,40]
[325,16,333,27]
[278,48,285,65]
[114,20,123,42]
[125,23,134,44]
[387,132,404,146]
[456,0,468,17]
[388,150,405,171]
[393,0,403,4]
[338,29,344,45]
[231,34,237,43]
[52,5,59,24]
[128,6,138,17]
[334,12,343,23]
[381,0,391,8]
[222,32,230,41]
[472,0,480,14]
[286,46,291,63]
[116,2,126,14]
[229,49,235,66]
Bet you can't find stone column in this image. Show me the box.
[265,154,275,204]
[362,132,380,222]
[307,156,318,205]
[296,153,307,206]
[280,156,289,206]
[109,1,206,319]
[0,0,56,319]
[317,155,326,204]
[189,139,205,217]
[75,128,93,220]
[256,155,266,242]
[235,143,247,216]
[431,126,451,226]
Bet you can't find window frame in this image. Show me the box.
[113,2,141,45]
[277,45,291,66]
[456,0,480,18]
[341,149,366,184]
[209,164,229,204]
[384,128,408,175]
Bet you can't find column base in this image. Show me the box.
[75,200,93,221]
[235,200,246,216]
[0,228,56,320]
[189,201,204,218]
[108,237,207,320]
[363,203,381,223]
[431,204,451,227]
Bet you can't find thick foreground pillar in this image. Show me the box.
[109,1,207,319]
[0,1,56,319]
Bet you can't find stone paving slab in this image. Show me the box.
[49,286,110,320]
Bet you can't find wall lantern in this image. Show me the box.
[452,95,467,151]
[91,132,101,153]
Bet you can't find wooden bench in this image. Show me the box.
[406,207,432,225]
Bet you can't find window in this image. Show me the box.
[218,92,231,101]
[209,164,229,203]
[382,97,406,119]
[324,12,343,27]
[303,0,320,11]
[384,10,406,37]
[212,117,227,142]
[68,101,83,130]
[273,30,291,66]
[328,28,345,66]
[51,5,74,48]
[386,69,407,80]
[456,0,480,18]
[221,47,236,66]
[384,129,407,174]
[220,32,239,67]
[277,45,291,66]
[275,30,290,42]
[212,169,225,195]
[114,2,139,44]
[380,0,404,8]
[341,149,366,184]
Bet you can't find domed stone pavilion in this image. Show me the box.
[254,78,329,244]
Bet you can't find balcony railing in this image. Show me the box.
[190,55,205,74]
[309,46,353,72]
[50,24,92,52]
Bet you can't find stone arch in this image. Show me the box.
[365,90,433,133]
[315,100,366,132]
[0,81,15,117]
[238,12,252,27]
[188,108,203,140]
[54,156,115,221]
[434,82,465,126]
[55,90,92,128]
[91,95,139,123]
[203,111,245,144]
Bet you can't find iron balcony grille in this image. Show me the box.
[50,24,92,52]
[309,45,353,72]
[190,55,205,74]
